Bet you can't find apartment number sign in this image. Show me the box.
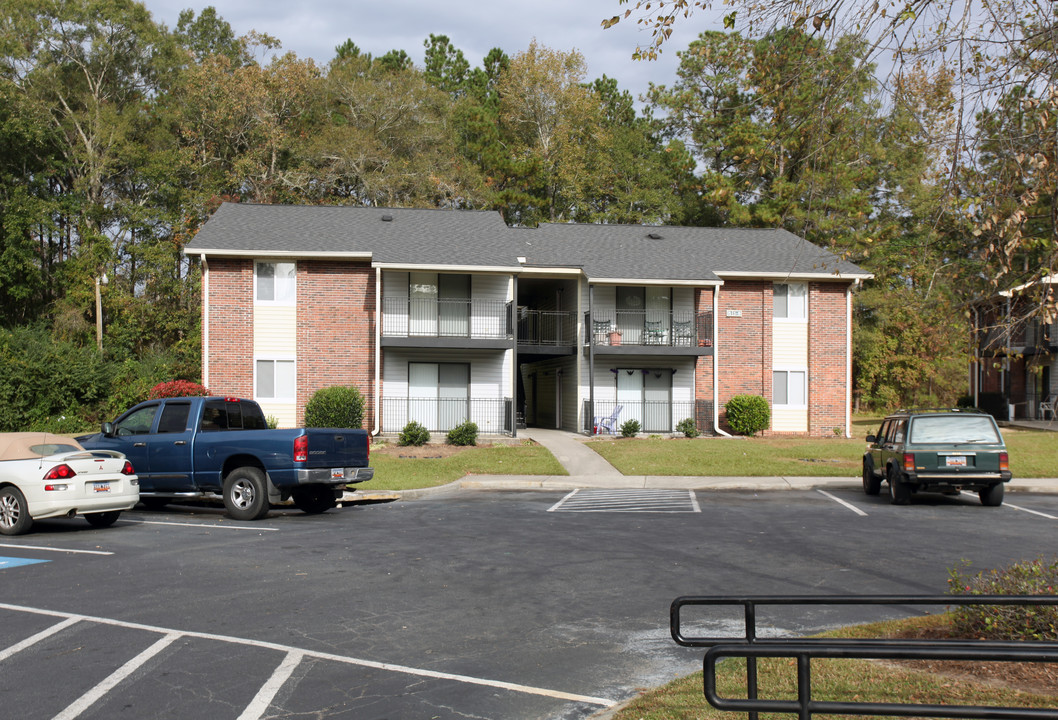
[726,309,742,317]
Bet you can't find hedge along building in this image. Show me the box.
[183,203,872,437]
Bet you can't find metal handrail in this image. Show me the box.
[672,595,1058,720]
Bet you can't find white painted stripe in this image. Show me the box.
[816,489,868,517]
[0,543,112,556]
[547,489,580,512]
[1006,503,1058,520]
[688,490,701,513]
[52,633,180,720]
[237,651,304,720]
[0,603,615,708]
[122,520,279,531]
[0,617,80,662]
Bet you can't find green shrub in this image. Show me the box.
[304,386,365,428]
[266,415,279,429]
[446,420,478,446]
[620,419,641,437]
[676,417,699,438]
[725,394,770,436]
[399,421,431,446]
[948,557,1058,641]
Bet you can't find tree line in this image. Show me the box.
[3,0,1036,429]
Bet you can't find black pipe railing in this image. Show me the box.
[672,594,1058,720]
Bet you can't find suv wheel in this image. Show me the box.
[979,483,1004,507]
[862,458,881,496]
[887,465,910,505]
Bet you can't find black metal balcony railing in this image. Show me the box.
[382,297,512,339]
[586,310,713,348]
[517,309,577,346]
[380,396,512,434]
[583,399,698,434]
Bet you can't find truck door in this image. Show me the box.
[107,402,161,489]
[148,400,195,492]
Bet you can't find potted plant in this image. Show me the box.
[608,330,622,345]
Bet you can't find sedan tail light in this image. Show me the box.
[44,464,76,480]
[999,452,1009,471]
[294,435,308,463]
[121,460,135,475]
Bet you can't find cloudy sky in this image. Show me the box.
[140,0,722,101]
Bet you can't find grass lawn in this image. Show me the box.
[589,417,1058,479]
[611,614,1057,719]
[354,441,567,491]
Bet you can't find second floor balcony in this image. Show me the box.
[586,310,713,354]
[381,297,512,347]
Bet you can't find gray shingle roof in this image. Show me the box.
[184,203,870,281]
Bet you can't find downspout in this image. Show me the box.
[845,282,853,438]
[712,285,731,437]
[511,273,518,438]
[373,266,381,437]
[201,255,210,389]
[972,306,980,408]
[588,283,595,435]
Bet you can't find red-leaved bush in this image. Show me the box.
[149,380,211,399]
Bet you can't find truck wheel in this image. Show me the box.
[223,467,269,521]
[979,483,1005,507]
[862,458,881,495]
[85,511,121,528]
[887,466,910,505]
[292,485,336,515]
[0,486,33,536]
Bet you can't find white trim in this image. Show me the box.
[374,266,381,436]
[373,262,519,273]
[588,277,723,287]
[254,261,296,306]
[185,249,372,260]
[202,257,210,390]
[718,270,872,281]
[253,356,297,402]
[713,287,731,436]
[846,285,853,438]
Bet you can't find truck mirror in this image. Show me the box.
[102,421,115,437]
[865,434,876,443]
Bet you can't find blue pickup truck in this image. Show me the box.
[79,396,373,520]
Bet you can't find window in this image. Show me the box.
[255,262,296,304]
[773,369,806,407]
[115,404,159,436]
[256,359,295,401]
[200,399,270,431]
[157,402,191,434]
[773,283,807,320]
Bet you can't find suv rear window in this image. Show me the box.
[908,415,1000,444]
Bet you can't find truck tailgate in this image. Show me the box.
[306,429,370,468]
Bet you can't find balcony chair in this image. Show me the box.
[643,320,666,345]
[592,319,612,345]
[672,320,693,346]
[593,405,623,435]
[1039,396,1058,420]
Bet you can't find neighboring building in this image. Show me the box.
[971,276,1058,420]
[183,203,871,436]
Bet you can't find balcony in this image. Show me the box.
[382,297,512,348]
[517,308,577,348]
[380,396,513,434]
[585,310,713,355]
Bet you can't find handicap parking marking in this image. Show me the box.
[815,489,869,516]
[0,556,49,570]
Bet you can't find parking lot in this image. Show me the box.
[2,487,1056,719]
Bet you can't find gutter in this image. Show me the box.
[713,286,732,437]
[373,266,381,437]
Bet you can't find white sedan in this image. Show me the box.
[0,433,139,536]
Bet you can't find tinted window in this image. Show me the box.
[200,400,228,432]
[29,443,79,456]
[910,416,1001,444]
[199,399,268,431]
[158,402,191,434]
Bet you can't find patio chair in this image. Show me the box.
[1040,396,1058,420]
[644,320,665,345]
[672,320,693,347]
[593,405,623,435]
[592,319,612,345]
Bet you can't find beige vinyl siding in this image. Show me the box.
[382,271,409,336]
[254,305,297,355]
[773,320,808,367]
[257,402,296,429]
[772,407,808,432]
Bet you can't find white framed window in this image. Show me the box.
[773,282,807,320]
[255,358,296,401]
[255,261,296,304]
[773,369,807,407]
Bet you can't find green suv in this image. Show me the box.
[862,408,1011,506]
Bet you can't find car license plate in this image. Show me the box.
[92,481,111,493]
[330,468,345,480]
[945,456,967,467]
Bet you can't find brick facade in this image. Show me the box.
[808,282,849,436]
[203,258,254,397]
[716,280,771,433]
[295,261,375,428]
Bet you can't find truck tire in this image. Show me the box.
[0,486,33,536]
[292,485,336,515]
[223,467,270,521]
[862,458,881,495]
[979,483,1005,507]
[888,465,910,505]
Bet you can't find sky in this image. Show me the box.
[139,0,721,102]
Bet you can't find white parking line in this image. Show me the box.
[237,651,304,720]
[0,617,80,662]
[0,543,112,556]
[52,633,180,720]
[1006,503,1058,520]
[122,519,279,531]
[0,603,616,709]
[815,489,868,516]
